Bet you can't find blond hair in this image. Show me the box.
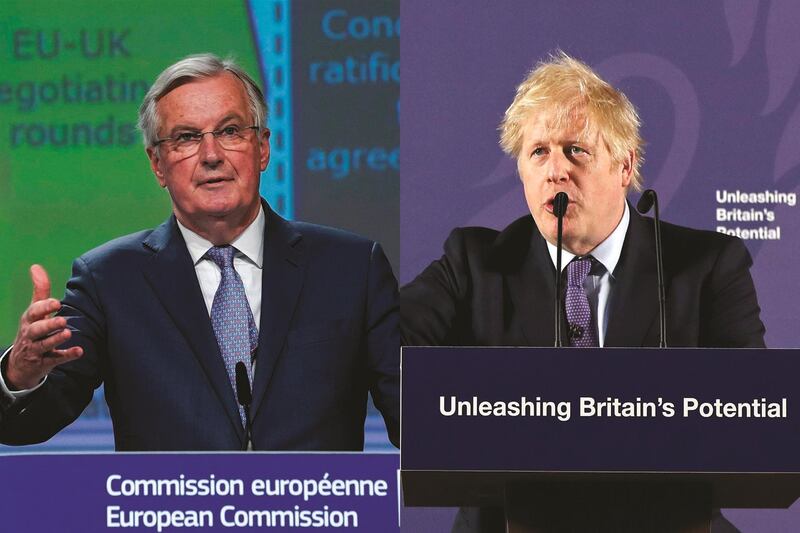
[499,51,644,190]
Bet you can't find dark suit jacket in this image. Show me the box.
[401,207,764,533]
[1,201,399,451]
[402,207,765,348]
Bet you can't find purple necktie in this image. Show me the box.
[565,256,598,347]
[205,245,259,426]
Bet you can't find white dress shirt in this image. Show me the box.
[546,201,630,347]
[176,205,264,325]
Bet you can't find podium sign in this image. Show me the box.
[0,453,400,532]
[401,347,800,507]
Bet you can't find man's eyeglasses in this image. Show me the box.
[153,125,260,154]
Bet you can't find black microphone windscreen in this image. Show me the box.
[235,362,252,406]
[553,192,569,217]
[637,189,656,214]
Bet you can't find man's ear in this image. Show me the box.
[146,146,167,188]
[620,149,636,188]
[259,128,271,172]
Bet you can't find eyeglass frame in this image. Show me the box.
[152,125,262,153]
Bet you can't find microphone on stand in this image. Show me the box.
[553,192,569,347]
[636,189,667,348]
[235,361,253,450]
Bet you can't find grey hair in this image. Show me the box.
[138,53,267,147]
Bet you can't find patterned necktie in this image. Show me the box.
[565,256,598,347]
[205,245,259,426]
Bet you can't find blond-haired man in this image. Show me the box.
[402,52,764,349]
[401,51,764,533]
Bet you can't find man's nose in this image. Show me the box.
[546,150,570,183]
[198,133,224,167]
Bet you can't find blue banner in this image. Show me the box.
[0,453,400,532]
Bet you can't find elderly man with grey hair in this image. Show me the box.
[0,53,400,451]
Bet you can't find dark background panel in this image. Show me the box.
[292,0,399,272]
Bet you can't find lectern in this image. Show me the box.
[401,347,800,532]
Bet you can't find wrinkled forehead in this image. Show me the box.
[155,73,252,132]
[523,105,602,145]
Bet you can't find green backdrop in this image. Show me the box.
[1,0,261,341]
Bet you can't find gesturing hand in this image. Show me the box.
[6,265,84,390]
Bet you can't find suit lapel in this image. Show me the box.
[141,217,244,438]
[492,217,559,347]
[250,204,306,420]
[604,207,660,347]
[510,240,560,346]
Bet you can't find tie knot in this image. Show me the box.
[205,245,236,269]
[566,256,593,287]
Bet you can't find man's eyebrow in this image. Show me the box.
[165,113,249,135]
[560,135,597,146]
[167,123,201,134]
[214,113,248,127]
[526,137,594,147]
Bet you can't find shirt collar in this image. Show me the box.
[546,200,629,277]
[176,205,265,268]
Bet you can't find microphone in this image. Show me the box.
[235,361,253,450]
[553,192,569,347]
[636,189,667,348]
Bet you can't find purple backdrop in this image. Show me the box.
[400,1,800,531]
